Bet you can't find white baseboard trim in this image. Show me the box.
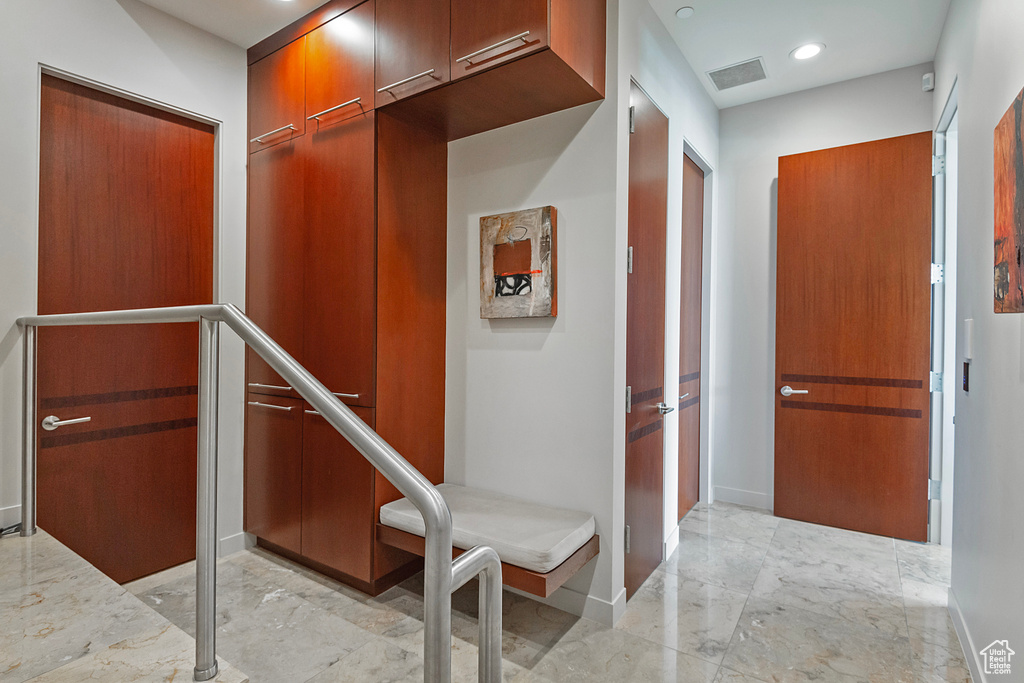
[506,584,626,627]
[218,532,252,557]
[664,523,680,560]
[712,486,773,511]
[0,504,21,529]
[948,587,985,683]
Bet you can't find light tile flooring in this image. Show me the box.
[125,502,971,682]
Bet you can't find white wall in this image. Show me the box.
[713,64,934,509]
[0,0,249,553]
[446,0,719,625]
[931,0,1024,677]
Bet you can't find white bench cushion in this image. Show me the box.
[379,484,596,574]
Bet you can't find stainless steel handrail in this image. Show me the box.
[15,303,501,683]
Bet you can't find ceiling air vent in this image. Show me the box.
[707,58,767,91]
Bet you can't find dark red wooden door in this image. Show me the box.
[624,81,668,598]
[375,0,450,106]
[775,132,932,542]
[450,0,547,79]
[37,75,214,583]
[678,154,704,519]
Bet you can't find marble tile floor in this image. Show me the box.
[0,530,247,683]
[122,502,970,683]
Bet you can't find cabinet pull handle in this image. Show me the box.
[305,409,321,416]
[456,31,530,65]
[248,382,293,391]
[307,97,362,121]
[250,124,297,144]
[248,401,293,412]
[333,392,360,399]
[377,69,436,93]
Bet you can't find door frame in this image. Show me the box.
[930,80,959,546]
[680,139,714,511]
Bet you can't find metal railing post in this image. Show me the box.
[194,317,220,682]
[423,501,454,683]
[451,546,503,683]
[20,325,37,537]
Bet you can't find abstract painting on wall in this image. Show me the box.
[995,87,1024,312]
[480,206,557,319]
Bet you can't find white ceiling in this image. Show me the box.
[137,0,333,48]
[649,0,953,109]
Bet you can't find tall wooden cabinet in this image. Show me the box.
[246,0,605,595]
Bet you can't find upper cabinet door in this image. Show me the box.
[451,0,548,81]
[305,1,375,129]
[249,37,306,154]
[375,0,450,107]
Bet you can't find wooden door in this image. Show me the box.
[249,37,306,154]
[247,139,304,393]
[306,0,375,127]
[775,132,932,542]
[678,154,704,519]
[624,82,668,598]
[450,0,547,80]
[302,406,376,583]
[245,394,303,554]
[303,112,377,406]
[37,75,214,583]
[375,0,449,106]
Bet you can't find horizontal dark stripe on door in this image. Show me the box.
[679,395,700,410]
[627,420,662,443]
[780,374,922,389]
[631,387,663,404]
[40,417,198,449]
[679,371,700,384]
[780,400,921,419]
[42,385,199,409]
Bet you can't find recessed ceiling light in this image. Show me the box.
[676,6,695,19]
[790,43,825,60]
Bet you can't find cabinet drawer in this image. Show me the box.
[301,405,375,582]
[451,0,548,80]
[375,0,449,106]
[245,394,303,554]
[305,0,376,129]
[249,37,306,154]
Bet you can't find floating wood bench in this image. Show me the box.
[377,484,599,598]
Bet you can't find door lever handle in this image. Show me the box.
[41,415,92,431]
[679,393,690,400]
[780,386,809,397]
[657,402,675,415]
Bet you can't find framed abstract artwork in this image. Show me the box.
[480,206,557,319]
[995,87,1024,312]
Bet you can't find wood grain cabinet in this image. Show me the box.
[246,0,604,595]
[301,406,376,582]
[249,37,306,154]
[450,0,548,80]
[306,0,375,127]
[374,0,450,106]
[246,140,304,392]
[303,113,377,406]
[244,394,303,555]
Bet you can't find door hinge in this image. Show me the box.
[626,385,632,413]
[627,246,634,274]
[930,371,943,393]
[933,155,946,176]
[929,479,942,501]
[625,525,631,554]
[629,106,636,134]
[931,263,945,284]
